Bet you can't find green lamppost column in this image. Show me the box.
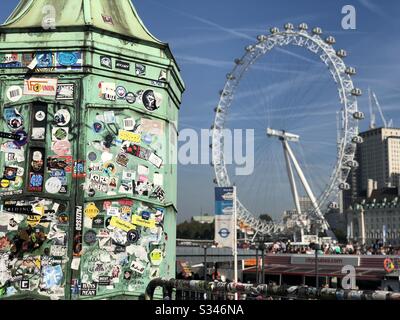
[0,0,184,300]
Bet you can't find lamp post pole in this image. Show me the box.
[255,247,259,284]
[314,243,320,289]
[203,245,208,281]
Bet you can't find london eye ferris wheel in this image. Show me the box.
[211,23,364,238]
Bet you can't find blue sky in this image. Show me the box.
[2,0,400,223]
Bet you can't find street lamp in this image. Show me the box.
[259,242,266,284]
[203,245,208,281]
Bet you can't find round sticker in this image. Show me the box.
[88,152,97,161]
[35,111,46,122]
[85,203,99,219]
[6,86,23,103]
[143,134,153,145]
[8,117,23,130]
[45,177,62,194]
[0,179,10,188]
[13,130,28,147]
[84,230,97,245]
[88,188,96,197]
[52,140,71,156]
[116,86,127,99]
[58,213,69,224]
[103,162,116,175]
[54,128,68,140]
[54,109,71,126]
[127,230,140,244]
[125,92,136,104]
[143,90,162,111]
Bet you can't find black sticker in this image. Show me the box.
[93,216,105,228]
[115,60,130,71]
[31,103,47,141]
[100,56,112,69]
[84,230,97,245]
[127,230,140,244]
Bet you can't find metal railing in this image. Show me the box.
[145,278,400,301]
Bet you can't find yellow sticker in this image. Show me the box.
[27,205,44,227]
[0,179,10,188]
[110,216,136,232]
[85,203,99,219]
[132,215,156,229]
[150,249,163,265]
[118,130,141,143]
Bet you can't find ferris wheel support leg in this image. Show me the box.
[282,141,305,242]
[282,142,302,216]
[283,140,329,231]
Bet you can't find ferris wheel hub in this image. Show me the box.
[267,128,300,142]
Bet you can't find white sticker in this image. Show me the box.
[101,151,113,162]
[35,111,46,121]
[123,118,135,131]
[6,86,23,102]
[32,151,43,161]
[71,257,81,270]
[153,173,163,186]
[45,177,62,194]
[130,260,145,274]
[54,109,71,126]
[138,165,149,176]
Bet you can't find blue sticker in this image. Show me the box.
[42,265,63,289]
[36,52,53,68]
[57,52,78,66]
[142,134,153,145]
[141,211,151,220]
[93,123,103,133]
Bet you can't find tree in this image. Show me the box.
[177,219,215,240]
[259,214,272,222]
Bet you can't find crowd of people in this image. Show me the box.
[263,240,400,255]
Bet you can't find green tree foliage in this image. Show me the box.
[177,219,215,240]
[259,214,272,222]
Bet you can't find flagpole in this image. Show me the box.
[233,186,238,300]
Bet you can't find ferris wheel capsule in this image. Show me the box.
[351,88,363,96]
[226,73,236,80]
[345,67,356,75]
[337,49,347,58]
[312,27,322,35]
[257,35,267,42]
[245,45,255,52]
[325,36,336,45]
[284,23,294,30]
[346,160,359,168]
[352,136,364,144]
[329,202,339,209]
[339,183,351,191]
[298,23,308,30]
[270,27,279,34]
[353,111,365,120]
[234,58,243,65]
